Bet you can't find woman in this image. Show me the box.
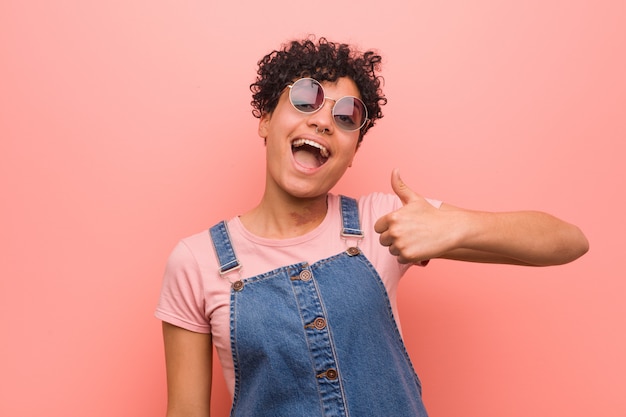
[156,37,588,417]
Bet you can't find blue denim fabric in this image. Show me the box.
[340,196,364,238]
[209,221,241,274]
[209,196,428,417]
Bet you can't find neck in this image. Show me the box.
[240,191,329,239]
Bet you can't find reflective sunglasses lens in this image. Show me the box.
[290,79,324,113]
[333,97,366,131]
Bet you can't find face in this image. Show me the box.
[258,77,362,200]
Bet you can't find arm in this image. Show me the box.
[429,203,588,265]
[163,322,213,417]
[374,169,589,266]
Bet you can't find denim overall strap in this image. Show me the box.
[339,195,364,238]
[209,221,240,274]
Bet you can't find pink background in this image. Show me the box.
[2,1,625,416]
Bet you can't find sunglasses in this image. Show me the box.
[287,78,369,132]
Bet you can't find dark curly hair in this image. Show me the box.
[250,37,387,142]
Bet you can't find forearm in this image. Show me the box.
[163,322,213,417]
[440,206,589,266]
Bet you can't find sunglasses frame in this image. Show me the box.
[287,78,370,132]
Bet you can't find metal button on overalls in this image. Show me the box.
[299,269,312,281]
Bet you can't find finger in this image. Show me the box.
[391,168,421,205]
[378,231,393,247]
[373,215,389,234]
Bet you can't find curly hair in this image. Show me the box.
[250,37,387,141]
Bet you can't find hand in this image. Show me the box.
[374,169,458,264]
[374,169,589,266]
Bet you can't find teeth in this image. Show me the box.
[292,139,330,158]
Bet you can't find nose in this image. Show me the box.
[307,98,335,134]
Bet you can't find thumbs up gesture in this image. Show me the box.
[374,169,456,264]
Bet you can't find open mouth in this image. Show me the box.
[292,139,330,169]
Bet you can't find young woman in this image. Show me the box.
[156,37,588,417]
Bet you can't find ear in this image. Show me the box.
[258,112,271,139]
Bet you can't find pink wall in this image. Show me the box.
[1,1,624,416]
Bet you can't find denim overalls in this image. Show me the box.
[209,196,429,417]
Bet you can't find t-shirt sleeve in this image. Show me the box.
[155,240,211,334]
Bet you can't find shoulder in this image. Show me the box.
[356,192,403,227]
[171,230,214,264]
[358,192,403,211]
[326,193,401,228]
[163,227,226,283]
[330,192,402,213]
[355,192,442,217]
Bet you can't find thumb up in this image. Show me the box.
[390,168,421,206]
[374,169,448,264]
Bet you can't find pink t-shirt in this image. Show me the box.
[155,192,440,397]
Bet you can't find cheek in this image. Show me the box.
[336,145,358,168]
[343,136,360,155]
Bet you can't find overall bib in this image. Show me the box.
[210,196,429,417]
